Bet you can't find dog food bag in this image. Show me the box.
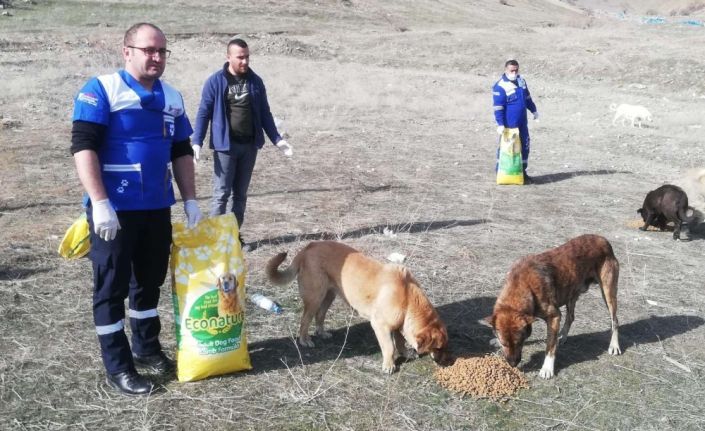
[496,127,524,185]
[170,213,251,382]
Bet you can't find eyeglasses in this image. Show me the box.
[127,46,171,58]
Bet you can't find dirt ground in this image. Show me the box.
[1,0,705,429]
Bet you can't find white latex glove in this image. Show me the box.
[192,144,201,163]
[533,111,539,121]
[496,125,505,135]
[184,199,203,229]
[276,139,293,157]
[92,199,120,241]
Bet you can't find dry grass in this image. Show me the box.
[2,1,705,430]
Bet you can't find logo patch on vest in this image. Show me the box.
[166,104,183,116]
[77,92,99,107]
[163,115,175,137]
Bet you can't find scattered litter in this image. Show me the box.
[664,356,691,373]
[643,16,665,25]
[386,252,406,263]
[646,299,658,306]
[680,19,703,27]
[382,227,397,238]
[249,293,283,314]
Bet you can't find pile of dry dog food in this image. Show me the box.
[434,354,529,401]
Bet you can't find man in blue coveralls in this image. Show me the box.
[71,23,202,395]
[493,59,539,183]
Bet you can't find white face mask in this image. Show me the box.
[506,72,517,81]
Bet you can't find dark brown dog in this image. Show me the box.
[265,241,450,373]
[638,184,693,240]
[487,234,621,379]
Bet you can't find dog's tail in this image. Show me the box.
[265,252,299,286]
[609,103,618,112]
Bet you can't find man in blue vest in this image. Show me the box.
[191,38,292,251]
[71,23,202,395]
[493,59,539,183]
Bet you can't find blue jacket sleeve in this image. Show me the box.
[191,76,215,146]
[525,84,537,114]
[492,84,506,126]
[256,79,281,145]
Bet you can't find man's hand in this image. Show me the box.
[92,199,120,241]
[184,199,203,228]
[192,144,201,163]
[496,125,505,135]
[276,139,293,157]
[533,112,539,121]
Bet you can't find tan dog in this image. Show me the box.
[488,234,621,379]
[217,273,243,316]
[266,241,450,374]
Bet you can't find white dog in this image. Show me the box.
[610,103,652,128]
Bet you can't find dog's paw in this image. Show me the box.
[382,362,398,374]
[608,344,622,355]
[298,337,315,348]
[539,355,555,379]
[539,366,554,379]
[316,329,333,339]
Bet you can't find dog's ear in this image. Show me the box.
[415,331,431,353]
[415,326,443,353]
[417,326,448,353]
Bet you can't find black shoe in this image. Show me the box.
[239,234,252,252]
[133,351,175,374]
[106,370,154,396]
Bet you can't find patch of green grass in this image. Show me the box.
[2,0,165,31]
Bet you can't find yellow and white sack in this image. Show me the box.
[170,213,251,382]
[496,127,524,185]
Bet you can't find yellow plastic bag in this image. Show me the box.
[171,213,251,382]
[496,127,525,185]
[58,213,90,259]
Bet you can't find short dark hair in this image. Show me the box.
[124,22,164,46]
[227,38,248,51]
[505,59,519,68]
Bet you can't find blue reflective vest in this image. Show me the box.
[492,74,536,129]
[73,70,193,210]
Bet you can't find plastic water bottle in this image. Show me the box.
[249,293,283,314]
